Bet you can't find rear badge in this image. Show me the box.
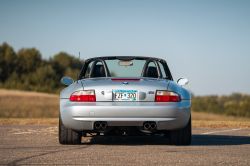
[148,91,154,94]
[123,82,129,85]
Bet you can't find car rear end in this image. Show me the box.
[59,56,191,145]
[60,78,191,134]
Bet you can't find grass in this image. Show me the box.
[0,89,59,118]
[0,118,59,125]
[191,111,250,121]
[192,120,250,129]
[0,89,249,128]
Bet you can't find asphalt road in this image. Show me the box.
[0,125,249,165]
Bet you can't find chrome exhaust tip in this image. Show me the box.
[144,123,151,130]
[151,123,156,130]
[95,122,101,129]
[143,122,157,130]
[95,121,108,130]
[101,122,107,129]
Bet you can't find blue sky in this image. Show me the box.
[0,0,250,96]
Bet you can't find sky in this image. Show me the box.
[0,0,250,96]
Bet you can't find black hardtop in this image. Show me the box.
[85,56,166,63]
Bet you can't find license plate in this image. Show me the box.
[113,90,138,101]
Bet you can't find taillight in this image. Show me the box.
[70,90,96,102]
[155,91,181,102]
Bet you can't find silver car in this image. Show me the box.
[59,56,191,145]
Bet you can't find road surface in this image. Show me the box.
[0,125,249,165]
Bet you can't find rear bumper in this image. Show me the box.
[60,100,191,131]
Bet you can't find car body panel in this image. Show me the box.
[60,81,83,98]
[60,99,191,131]
[60,56,191,134]
[167,81,191,100]
[60,77,190,100]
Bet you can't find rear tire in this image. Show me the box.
[169,115,191,145]
[59,114,82,145]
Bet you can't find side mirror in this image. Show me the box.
[61,77,74,85]
[177,77,189,87]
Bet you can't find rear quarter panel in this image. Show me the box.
[167,81,191,100]
[60,82,83,98]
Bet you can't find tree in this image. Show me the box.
[52,52,84,80]
[0,43,17,82]
[16,48,42,74]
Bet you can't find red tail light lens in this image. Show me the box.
[70,95,96,101]
[70,90,96,102]
[110,79,141,81]
[155,91,181,102]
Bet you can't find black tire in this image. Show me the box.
[169,115,191,145]
[59,114,82,145]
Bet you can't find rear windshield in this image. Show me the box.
[85,59,169,78]
[85,59,170,79]
[105,59,145,77]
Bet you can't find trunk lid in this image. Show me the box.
[81,77,170,102]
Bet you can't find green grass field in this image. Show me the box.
[1,89,249,128]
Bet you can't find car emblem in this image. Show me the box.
[123,82,128,85]
[101,91,104,95]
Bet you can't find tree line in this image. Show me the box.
[191,93,250,118]
[0,42,84,94]
[1,42,249,117]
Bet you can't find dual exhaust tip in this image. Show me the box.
[144,122,157,130]
[95,121,156,130]
[95,122,107,130]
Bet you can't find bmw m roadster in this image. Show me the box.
[59,56,191,145]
